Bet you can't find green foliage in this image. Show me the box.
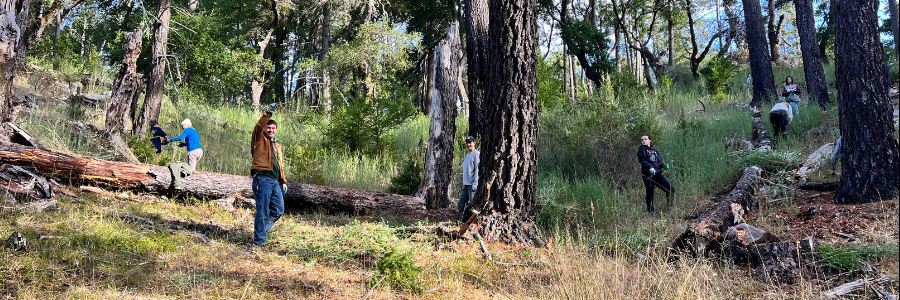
[284,145,327,185]
[700,55,737,95]
[820,244,899,273]
[388,155,423,195]
[558,17,614,78]
[368,247,422,294]
[537,54,566,110]
[735,149,801,172]
[324,88,417,154]
[127,134,173,166]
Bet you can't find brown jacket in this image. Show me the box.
[250,112,286,183]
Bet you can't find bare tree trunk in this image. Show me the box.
[767,0,785,62]
[136,0,171,136]
[320,1,332,114]
[106,29,143,134]
[667,3,674,68]
[470,0,541,247]
[833,0,900,204]
[742,0,776,107]
[465,0,488,138]
[416,22,461,209]
[793,0,830,108]
[0,0,30,137]
[250,1,279,109]
[890,0,900,61]
[271,24,288,104]
[615,25,621,71]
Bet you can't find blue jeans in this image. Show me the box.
[458,185,474,213]
[252,175,284,245]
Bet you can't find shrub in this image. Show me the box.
[388,155,423,195]
[127,134,172,166]
[820,244,899,273]
[700,55,737,95]
[368,247,422,293]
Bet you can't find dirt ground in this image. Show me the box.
[747,189,900,245]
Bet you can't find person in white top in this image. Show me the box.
[769,99,793,140]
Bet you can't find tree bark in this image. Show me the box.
[271,24,288,104]
[767,0,785,62]
[833,0,900,204]
[106,29,143,134]
[742,0,776,107]
[136,0,171,136]
[673,166,762,256]
[0,0,30,134]
[793,0,830,108]
[250,0,279,109]
[470,0,541,246]
[890,0,900,62]
[0,143,426,214]
[465,0,488,138]
[667,3,674,68]
[415,22,460,209]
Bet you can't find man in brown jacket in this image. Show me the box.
[250,104,287,246]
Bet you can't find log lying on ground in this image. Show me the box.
[796,143,835,181]
[824,275,891,299]
[0,143,425,214]
[751,111,774,150]
[750,238,824,284]
[673,166,762,256]
[799,181,839,191]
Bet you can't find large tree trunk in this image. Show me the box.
[415,22,460,209]
[11,0,84,79]
[0,0,30,134]
[0,143,426,214]
[470,0,540,247]
[766,0,784,62]
[833,0,900,204]
[465,0,488,138]
[250,0,279,109]
[135,0,171,136]
[271,25,288,104]
[793,0,829,109]
[742,0,776,107]
[106,29,143,134]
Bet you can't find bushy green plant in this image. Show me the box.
[368,247,422,293]
[127,134,172,166]
[388,155,423,195]
[820,244,899,273]
[324,90,417,154]
[736,149,801,172]
[700,55,737,95]
[537,53,566,110]
[283,145,327,185]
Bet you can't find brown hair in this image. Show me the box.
[267,120,278,127]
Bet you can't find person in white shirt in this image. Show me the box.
[769,98,793,140]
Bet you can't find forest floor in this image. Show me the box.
[2,76,899,299]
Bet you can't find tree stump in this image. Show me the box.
[106,29,144,134]
[749,238,825,284]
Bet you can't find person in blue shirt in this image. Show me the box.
[168,119,203,171]
[149,121,168,160]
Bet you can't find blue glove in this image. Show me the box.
[662,163,669,169]
[649,168,656,176]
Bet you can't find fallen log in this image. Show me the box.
[796,143,835,180]
[824,275,891,298]
[750,238,824,284]
[751,111,773,150]
[798,181,839,191]
[0,143,426,214]
[673,166,762,256]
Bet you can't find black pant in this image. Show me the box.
[769,109,790,139]
[642,172,673,212]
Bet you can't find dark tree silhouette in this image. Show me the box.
[465,0,488,138]
[742,0,776,107]
[832,0,900,204]
[793,0,829,108]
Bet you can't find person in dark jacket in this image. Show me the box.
[149,121,168,159]
[637,135,673,213]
